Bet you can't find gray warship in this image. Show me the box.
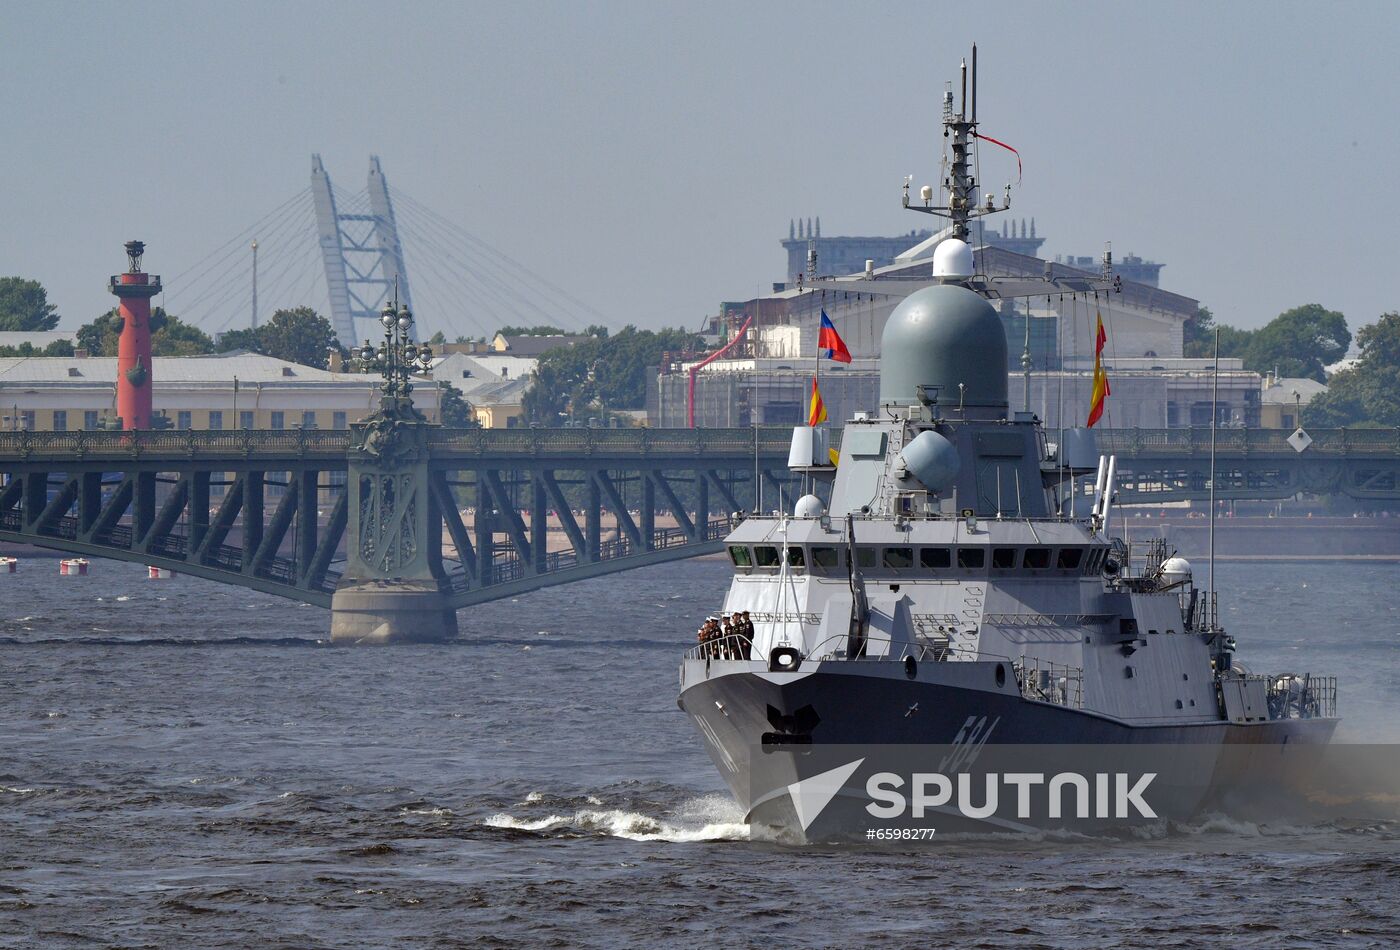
[677,49,1338,831]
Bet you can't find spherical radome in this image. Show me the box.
[879,283,1008,408]
[793,494,826,518]
[932,238,974,281]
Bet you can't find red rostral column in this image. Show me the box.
[108,240,161,429]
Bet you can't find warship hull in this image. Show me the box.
[679,658,1338,834]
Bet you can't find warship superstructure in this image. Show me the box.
[677,48,1337,828]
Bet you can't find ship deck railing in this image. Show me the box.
[1014,657,1085,709]
[1257,673,1338,720]
[685,634,754,661]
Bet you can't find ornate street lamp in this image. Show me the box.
[349,296,434,416]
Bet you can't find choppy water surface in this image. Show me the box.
[1,557,1398,947]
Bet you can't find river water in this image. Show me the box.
[1,557,1397,947]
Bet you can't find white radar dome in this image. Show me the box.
[932,237,974,282]
[1161,557,1193,584]
[793,494,826,518]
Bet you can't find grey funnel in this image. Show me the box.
[879,283,1008,410]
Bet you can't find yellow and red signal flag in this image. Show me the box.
[1087,310,1111,428]
[808,376,828,426]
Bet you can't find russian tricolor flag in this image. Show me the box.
[818,310,852,363]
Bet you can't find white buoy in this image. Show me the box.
[59,557,89,576]
[0,556,16,573]
[147,565,174,579]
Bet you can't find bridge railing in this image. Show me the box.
[1,426,1395,464]
[1096,427,1400,457]
[0,428,354,460]
[426,427,796,458]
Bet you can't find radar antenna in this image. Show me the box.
[904,43,1010,241]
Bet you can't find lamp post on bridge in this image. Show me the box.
[329,297,455,645]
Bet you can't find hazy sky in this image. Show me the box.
[3,1,1398,342]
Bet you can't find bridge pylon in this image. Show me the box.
[311,155,416,346]
[330,298,453,644]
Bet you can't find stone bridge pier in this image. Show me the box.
[330,411,456,644]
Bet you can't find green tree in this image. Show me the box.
[0,339,75,357]
[0,277,60,331]
[1183,306,1215,358]
[437,383,477,427]
[1243,304,1350,383]
[218,307,338,368]
[523,325,701,424]
[75,308,215,356]
[1305,311,1400,427]
[496,324,567,337]
[1184,305,1256,360]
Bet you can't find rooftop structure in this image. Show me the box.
[489,332,591,357]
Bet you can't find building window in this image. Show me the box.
[270,411,284,430]
[177,411,192,430]
[20,411,34,431]
[301,410,316,429]
[52,410,67,432]
[333,411,347,430]
[84,410,99,430]
[240,410,254,429]
[208,410,223,430]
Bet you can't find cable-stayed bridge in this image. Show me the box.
[161,156,608,345]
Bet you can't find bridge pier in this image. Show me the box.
[330,579,456,645]
[331,404,457,645]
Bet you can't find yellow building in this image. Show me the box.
[1259,375,1327,429]
[0,352,443,431]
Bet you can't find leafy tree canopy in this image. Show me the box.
[75,307,215,357]
[1185,303,1350,383]
[0,277,60,331]
[1305,311,1400,428]
[217,307,338,368]
[522,325,702,424]
[496,324,569,338]
[0,339,75,358]
[1243,304,1350,383]
[437,382,477,427]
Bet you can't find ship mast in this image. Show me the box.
[903,44,1010,244]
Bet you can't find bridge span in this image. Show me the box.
[0,425,1396,640]
[0,426,801,631]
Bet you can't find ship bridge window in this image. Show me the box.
[754,545,781,568]
[811,547,840,571]
[856,547,877,569]
[786,547,806,568]
[920,547,951,569]
[957,548,986,570]
[1056,547,1084,570]
[728,545,752,569]
[1023,547,1051,570]
[883,547,914,569]
[992,547,1018,570]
